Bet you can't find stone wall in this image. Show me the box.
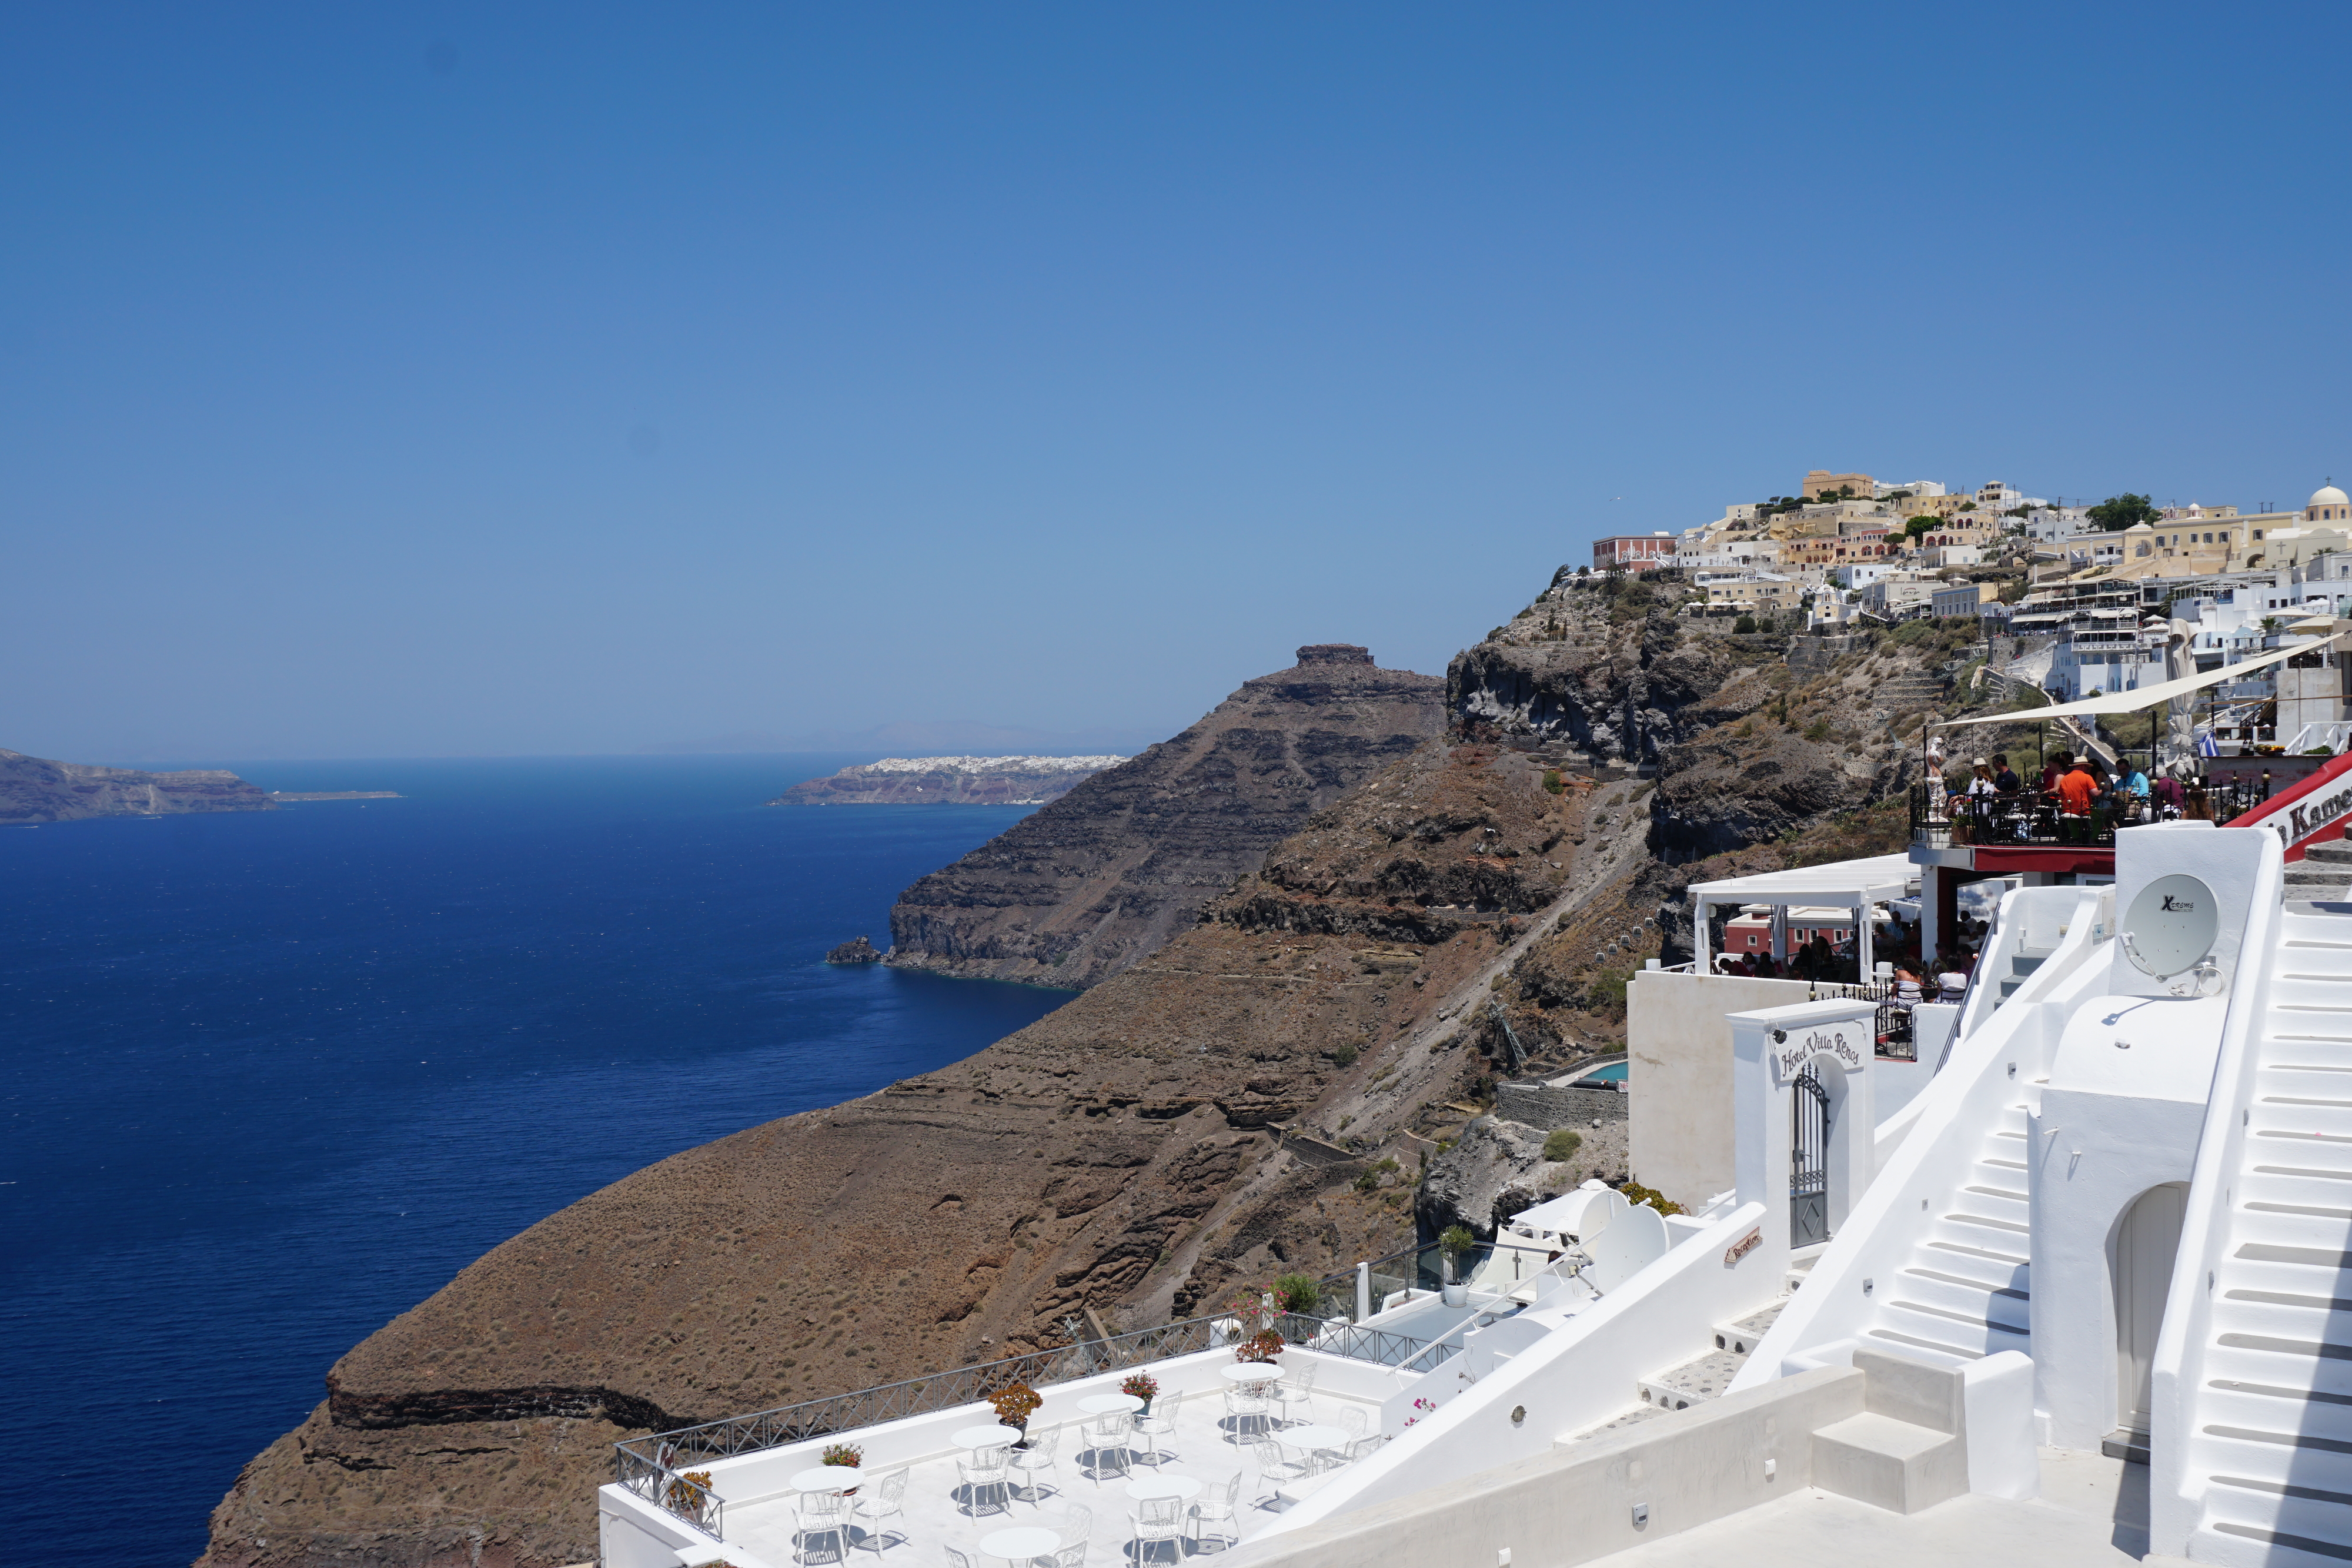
[1495,1079,1626,1129]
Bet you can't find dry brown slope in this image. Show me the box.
[203,738,1579,1568]
[201,574,1963,1568]
[884,644,1444,988]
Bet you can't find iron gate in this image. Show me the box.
[1790,1065,1832,1245]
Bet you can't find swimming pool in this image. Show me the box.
[1574,1060,1628,1083]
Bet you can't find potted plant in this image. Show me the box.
[1439,1225,1478,1306]
[1235,1328,1285,1365]
[1120,1371,1160,1415]
[820,1443,863,1493]
[988,1382,1043,1446]
[1271,1272,1322,1322]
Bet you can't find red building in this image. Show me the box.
[1593,533,1676,571]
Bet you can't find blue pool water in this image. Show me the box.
[1576,1060,1628,1082]
[0,757,1071,1568]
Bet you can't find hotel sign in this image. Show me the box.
[2273,774,2352,851]
[1769,1022,1865,1084]
[1724,1226,1763,1268]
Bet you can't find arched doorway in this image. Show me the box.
[2113,1182,2189,1436]
[1791,1063,1833,1245]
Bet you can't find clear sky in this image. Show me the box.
[8,4,2352,761]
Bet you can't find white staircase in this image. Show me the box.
[2179,907,2352,1564]
[1853,1099,2038,1368]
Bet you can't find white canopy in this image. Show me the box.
[1687,853,1916,975]
[1935,636,2333,729]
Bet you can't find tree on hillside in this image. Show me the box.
[1903,515,1936,541]
[2088,493,2160,531]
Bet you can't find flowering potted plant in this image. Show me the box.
[1235,1328,1285,1365]
[1120,1371,1160,1415]
[820,1443,863,1493]
[989,1382,1043,1447]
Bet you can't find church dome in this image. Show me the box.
[2313,483,2349,509]
[2309,480,2350,522]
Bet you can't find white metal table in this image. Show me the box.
[1218,1363,1283,1385]
[951,1425,1021,1451]
[1077,1392,1145,1415]
[979,1524,1063,1566]
[790,1465,864,1493]
[1124,1473,1203,1502]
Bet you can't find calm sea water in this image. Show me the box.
[0,757,1069,1568]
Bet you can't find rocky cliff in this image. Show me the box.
[883,646,1445,989]
[0,748,275,824]
[202,579,1961,1568]
[768,755,1127,807]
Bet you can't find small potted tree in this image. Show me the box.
[988,1382,1043,1447]
[1439,1225,1478,1306]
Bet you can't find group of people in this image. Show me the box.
[1945,748,2190,843]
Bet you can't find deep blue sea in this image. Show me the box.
[0,757,1070,1568]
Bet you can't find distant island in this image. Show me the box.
[0,748,276,824]
[768,754,1128,807]
[269,791,404,802]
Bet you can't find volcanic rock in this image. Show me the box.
[0,748,275,824]
[824,936,885,964]
[884,645,1445,989]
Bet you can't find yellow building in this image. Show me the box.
[1802,469,1874,500]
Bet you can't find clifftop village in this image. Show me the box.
[1595,469,2352,719]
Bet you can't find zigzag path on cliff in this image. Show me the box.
[201,570,1966,1568]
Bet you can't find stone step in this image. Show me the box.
[1635,1347,1744,1413]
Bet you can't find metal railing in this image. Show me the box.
[1909,778,2274,851]
[613,1300,1458,1529]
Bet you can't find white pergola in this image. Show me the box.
[1688,853,1918,976]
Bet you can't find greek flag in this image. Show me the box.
[2197,731,2220,757]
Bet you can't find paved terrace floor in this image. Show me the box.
[724,1389,1386,1567]
[1584,1450,2153,1568]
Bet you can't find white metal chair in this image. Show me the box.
[1221,1383,1268,1443]
[1342,1434,1385,1463]
[1051,1543,1087,1568]
[1190,1470,1243,1552]
[958,1445,1013,1517]
[794,1488,854,1564]
[1338,1406,1367,1439]
[1080,1410,1134,1486]
[941,1549,974,1568]
[853,1466,909,1556]
[1132,1390,1184,1471]
[1039,1503,1092,1548]
[1273,1361,1317,1427]
[1251,1437,1309,1506]
[1010,1423,1063,1506]
[1128,1496,1185,1567]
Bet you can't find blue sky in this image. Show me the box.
[8,4,2351,761]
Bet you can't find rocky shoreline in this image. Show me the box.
[0,748,275,824]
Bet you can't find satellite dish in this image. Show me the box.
[2120,873,2220,983]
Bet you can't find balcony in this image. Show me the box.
[1907,778,2275,852]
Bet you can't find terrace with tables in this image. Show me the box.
[600,1243,1558,1568]
[602,1224,1664,1568]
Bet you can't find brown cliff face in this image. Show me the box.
[202,733,1583,1568]
[883,645,1445,989]
[0,748,275,824]
[202,577,1966,1568]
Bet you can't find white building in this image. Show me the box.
[1873,478,1946,499]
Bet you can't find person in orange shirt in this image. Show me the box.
[2056,756,2099,840]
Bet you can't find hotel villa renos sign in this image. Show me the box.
[1768,1022,1865,1084]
